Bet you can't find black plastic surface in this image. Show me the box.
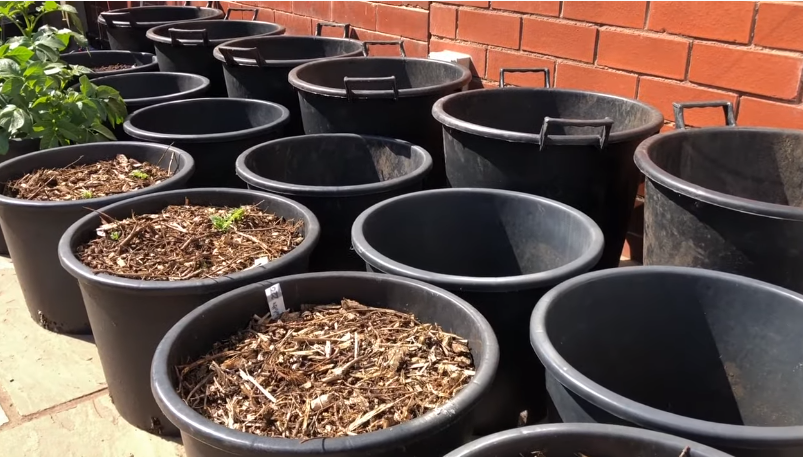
[0,138,39,255]
[98,6,224,53]
[60,50,158,79]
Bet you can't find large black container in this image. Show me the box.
[0,138,39,256]
[236,134,432,271]
[60,50,158,79]
[288,41,471,189]
[0,142,194,334]
[432,71,663,269]
[213,26,363,135]
[147,17,285,96]
[59,188,320,435]
[98,5,224,53]
[531,266,803,457]
[351,188,604,434]
[445,423,734,457]
[635,101,803,294]
[151,271,498,456]
[124,98,290,188]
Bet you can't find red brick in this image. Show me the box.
[404,40,429,58]
[689,43,803,100]
[438,1,489,7]
[738,97,803,130]
[638,77,737,128]
[457,9,520,49]
[274,11,312,35]
[431,38,487,77]
[350,28,410,57]
[255,7,274,22]
[430,4,457,38]
[486,49,555,87]
[331,1,376,31]
[254,1,292,13]
[563,1,647,28]
[522,18,596,62]
[374,1,430,9]
[647,1,755,44]
[556,62,637,98]
[598,30,689,80]
[491,1,560,16]
[291,1,331,19]
[376,5,429,41]
[755,2,803,53]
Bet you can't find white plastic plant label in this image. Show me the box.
[265,283,286,320]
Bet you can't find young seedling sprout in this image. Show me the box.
[210,207,245,232]
[110,231,121,241]
[130,170,149,180]
[80,190,93,199]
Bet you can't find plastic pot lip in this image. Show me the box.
[351,188,605,293]
[634,126,803,221]
[146,19,286,46]
[0,141,195,210]
[235,134,434,198]
[432,87,664,146]
[97,6,224,29]
[212,35,364,68]
[530,265,803,448]
[73,72,211,108]
[443,423,734,457]
[151,270,500,455]
[58,188,321,296]
[60,50,159,76]
[123,98,291,144]
[288,57,472,99]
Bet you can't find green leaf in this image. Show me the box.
[4,45,33,65]
[0,135,8,155]
[0,77,23,98]
[92,123,116,141]
[78,75,94,96]
[39,126,59,150]
[0,58,21,77]
[55,119,82,142]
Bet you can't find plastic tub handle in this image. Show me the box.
[218,46,263,67]
[224,7,258,20]
[500,67,551,88]
[343,76,399,101]
[316,21,351,38]
[99,11,136,28]
[672,100,736,130]
[168,28,210,46]
[182,1,214,6]
[539,117,613,151]
[361,40,406,57]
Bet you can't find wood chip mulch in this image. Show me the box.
[6,154,171,202]
[76,203,304,281]
[177,299,476,440]
[92,63,135,72]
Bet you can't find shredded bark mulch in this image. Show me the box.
[77,203,304,281]
[177,299,476,439]
[92,63,135,72]
[6,154,171,202]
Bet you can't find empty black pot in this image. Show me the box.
[0,142,194,334]
[213,29,363,135]
[351,188,604,434]
[0,138,39,256]
[60,188,320,435]
[152,271,498,456]
[432,71,663,269]
[61,50,158,79]
[531,266,803,457]
[288,42,471,189]
[147,18,285,96]
[98,5,224,53]
[236,134,432,271]
[124,98,290,188]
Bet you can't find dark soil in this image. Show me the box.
[177,299,476,439]
[92,63,135,72]
[6,154,171,202]
[76,203,304,281]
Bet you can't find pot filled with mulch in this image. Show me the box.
[0,142,195,334]
[151,271,498,457]
[59,188,320,436]
[0,138,40,255]
[61,50,159,79]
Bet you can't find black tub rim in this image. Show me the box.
[60,50,159,76]
[97,5,224,29]
[351,188,605,293]
[235,133,433,197]
[288,56,472,99]
[432,87,664,146]
[75,72,211,108]
[212,35,364,68]
[151,270,500,454]
[58,187,320,295]
[0,141,195,210]
[530,265,803,448]
[123,97,291,144]
[634,126,803,221]
[146,19,286,46]
[443,423,734,457]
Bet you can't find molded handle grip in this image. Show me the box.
[224,7,258,20]
[344,76,399,101]
[500,67,551,88]
[182,1,214,7]
[361,40,406,57]
[218,46,263,67]
[168,28,209,46]
[539,117,614,151]
[673,100,736,130]
[316,21,351,38]
[99,11,135,28]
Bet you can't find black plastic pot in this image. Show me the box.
[152,271,498,456]
[351,188,604,434]
[60,188,320,436]
[0,142,194,334]
[147,17,285,96]
[124,98,290,188]
[213,26,363,135]
[531,266,803,457]
[236,134,432,271]
[635,101,803,294]
[60,50,158,79]
[98,5,224,53]
[445,423,734,457]
[288,42,472,189]
[432,70,663,269]
[0,138,39,256]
